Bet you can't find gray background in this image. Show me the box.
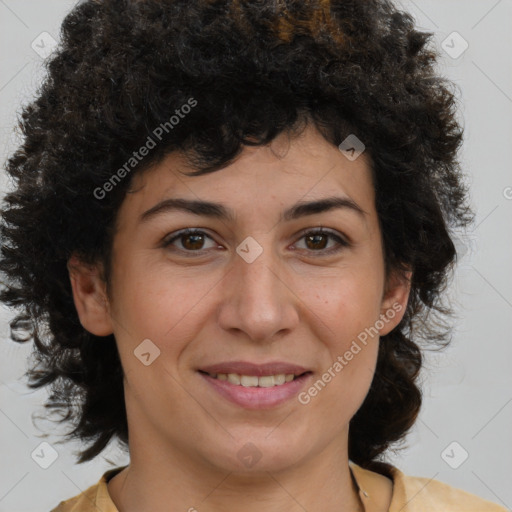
[1,1,511,511]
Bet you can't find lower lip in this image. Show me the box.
[198,371,313,410]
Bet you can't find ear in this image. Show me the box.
[67,253,113,336]
[378,267,412,336]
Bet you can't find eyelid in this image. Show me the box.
[296,226,350,244]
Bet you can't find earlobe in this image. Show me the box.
[378,269,412,336]
[67,253,113,336]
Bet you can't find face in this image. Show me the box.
[69,124,410,474]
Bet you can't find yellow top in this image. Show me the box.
[50,461,508,512]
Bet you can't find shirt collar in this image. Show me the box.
[349,460,408,512]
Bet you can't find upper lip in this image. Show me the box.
[198,361,311,377]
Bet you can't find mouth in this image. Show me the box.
[197,368,314,409]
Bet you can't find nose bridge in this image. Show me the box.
[217,234,298,341]
[239,243,280,299]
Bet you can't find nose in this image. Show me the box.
[217,238,299,343]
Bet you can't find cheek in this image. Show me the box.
[110,260,221,367]
[307,267,384,343]
[303,283,381,422]
[299,264,383,398]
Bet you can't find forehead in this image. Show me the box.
[120,126,376,226]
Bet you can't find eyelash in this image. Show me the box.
[162,227,350,257]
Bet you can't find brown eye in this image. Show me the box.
[304,233,329,250]
[163,229,217,253]
[295,228,350,255]
[181,233,206,250]
[162,227,349,257]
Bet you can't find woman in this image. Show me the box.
[0,0,506,511]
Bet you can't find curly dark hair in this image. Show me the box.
[0,0,473,469]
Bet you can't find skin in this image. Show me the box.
[68,124,411,512]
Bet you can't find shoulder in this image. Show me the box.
[390,467,508,512]
[49,483,99,512]
[350,461,508,512]
[49,466,125,512]
[393,469,508,512]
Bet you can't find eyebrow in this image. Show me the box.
[139,195,367,224]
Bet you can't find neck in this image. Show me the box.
[108,430,364,512]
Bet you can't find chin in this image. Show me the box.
[201,434,310,475]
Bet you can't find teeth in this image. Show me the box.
[211,373,298,387]
[241,375,259,387]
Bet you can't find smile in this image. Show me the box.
[198,370,313,409]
